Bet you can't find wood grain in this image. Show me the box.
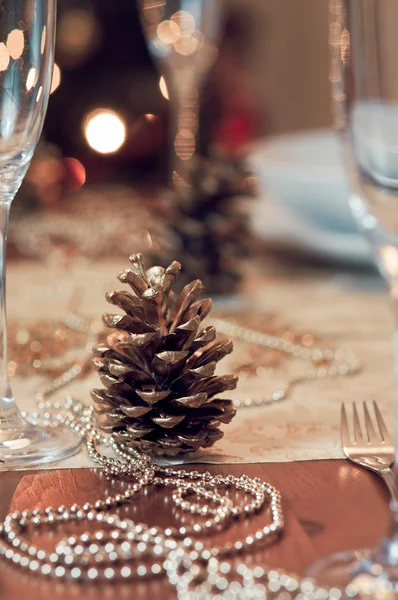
[0,461,390,600]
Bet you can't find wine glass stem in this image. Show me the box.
[174,78,199,181]
[376,292,398,559]
[0,201,20,430]
[376,500,398,565]
[392,288,398,460]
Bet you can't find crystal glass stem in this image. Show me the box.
[308,270,398,585]
[307,0,398,586]
[140,0,221,182]
[0,0,82,468]
[374,303,398,562]
[395,313,398,469]
[173,75,199,182]
[0,201,16,427]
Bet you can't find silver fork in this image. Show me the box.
[341,400,398,502]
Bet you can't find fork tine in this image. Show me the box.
[352,402,365,443]
[341,403,352,448]
[363,401,379,443]
[373,400,393,444]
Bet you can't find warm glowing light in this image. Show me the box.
[174,35,197,56]
[151,37,170,55]
[50,63,61,93]
[329,21,342,48]
[171,11,195,36]
[330,0,344,17]
[41,26,46,54]
[380,246,398,279]
[57,9,100,66]
[0,44,10,71]
[329,58,340,84]
[340,28,350,66]
[174,129,195,160]
[6,29,24,60]
[64,157,86,190]
[84,109,126,154]
[197,44,219,71]
[145,113,157,122]
[157,20,180,44]
[159,76,169,100]
[178,109,198,133]
[174,30,204,56]
[192,31,204,50]
[26,67,37,91]
[36,86,43,103]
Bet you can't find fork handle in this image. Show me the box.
[379,468,398,504]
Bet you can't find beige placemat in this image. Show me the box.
[5,261,394,469]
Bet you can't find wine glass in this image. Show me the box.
[308,0,398,591]
[0,0,81,468]
[140,0,221,182]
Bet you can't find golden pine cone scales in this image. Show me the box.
[92,254,238,456]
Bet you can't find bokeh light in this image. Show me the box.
[174,33,200,56]
[157,20,180,44]
[36,86,43,103]
[57,9,101,66]
[6,29,24,60]
[174,129,195,160]
[0,44,10,71]
[50,64,61,94]
[178,109,198,133]
[40,26,46,54]
[196,44,219,71]
[159,75,169,100]
[84,109,126,154]
[151,37,170,56]
[64,157,86,190]
[26,67,37,91]
[192,31,204,50]
[171,11,195,36]
[340,28,350,66]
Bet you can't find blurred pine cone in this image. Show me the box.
[92,254,238,456]
[149,153,257,295]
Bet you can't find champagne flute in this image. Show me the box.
[0,0,81,468]
[308,0,398,590]
[140,0,221,182]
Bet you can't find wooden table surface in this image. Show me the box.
[0,460,390,600]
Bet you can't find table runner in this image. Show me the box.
[5,260,394,469]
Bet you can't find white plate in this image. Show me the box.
[248,129,375,266]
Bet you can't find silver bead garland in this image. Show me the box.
[0,317,363,598]
[0,397,284,591]
[211,319,361,409]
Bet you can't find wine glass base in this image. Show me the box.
[0,418,81,470]
[307,549,398,597]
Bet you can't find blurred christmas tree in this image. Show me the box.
[46,0,170,182]
[14,0,170,216]
[11,1,258,296]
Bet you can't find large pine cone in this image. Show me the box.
[91,254,238,456]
